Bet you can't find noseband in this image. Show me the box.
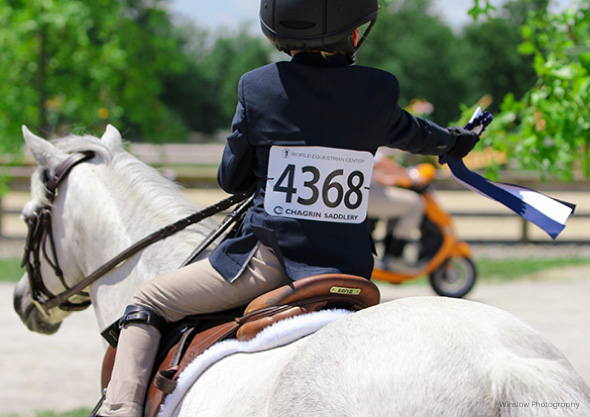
[22,151,96,313]
[21,150,252,315]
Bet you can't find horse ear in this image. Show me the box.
[22,126,68,169]
[101,124,123,150]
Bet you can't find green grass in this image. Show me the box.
[2,256,590,284]
[0,257,23,282]
[476,257,590,281]
[0,409,92,417]
[376,256,590,287]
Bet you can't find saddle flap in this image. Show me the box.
[145,320,240,417]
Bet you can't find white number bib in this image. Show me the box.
[265,146,374,224]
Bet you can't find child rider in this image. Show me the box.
[97,1,480,416]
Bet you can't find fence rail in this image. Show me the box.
[2,141,589,244]
[2,187,589,244]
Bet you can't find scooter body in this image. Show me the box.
[371,164,477,298]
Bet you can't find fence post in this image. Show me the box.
[519,218,530,243]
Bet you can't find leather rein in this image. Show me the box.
[21,151,251,315]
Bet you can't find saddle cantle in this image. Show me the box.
[235,273,380,341]
[100,274,380,417]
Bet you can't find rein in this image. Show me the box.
[22,151,251,314]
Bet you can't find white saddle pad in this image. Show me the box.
[157,308,352,417]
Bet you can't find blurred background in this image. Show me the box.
[1,0,589,239]
[0,0,589,415]
[0,0,587,166]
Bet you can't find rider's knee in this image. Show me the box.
[101,304,167,348]
[119,304,167,334]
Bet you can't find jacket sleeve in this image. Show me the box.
[217,79,257,194]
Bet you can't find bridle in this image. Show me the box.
[21,150,252,315]
[22,151,96,313]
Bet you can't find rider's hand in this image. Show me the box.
[446,126,480,160]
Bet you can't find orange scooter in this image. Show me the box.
[370,163,477,298]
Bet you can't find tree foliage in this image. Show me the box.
[482,0,590,180]
[358,0,470,125]
[461,2,538,115]
[358,0,538,127]
[0,0,588,183]
[162,25,272,134]
[0,0,189,147]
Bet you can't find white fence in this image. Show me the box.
[2,143,589,243]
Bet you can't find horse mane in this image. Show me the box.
[32,134,200,225]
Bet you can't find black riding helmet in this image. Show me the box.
[260,0,379,61]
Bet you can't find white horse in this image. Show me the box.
[13,126,590,417]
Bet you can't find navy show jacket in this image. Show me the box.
[209,52,453,283]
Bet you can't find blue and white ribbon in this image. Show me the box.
[439,108,575,240]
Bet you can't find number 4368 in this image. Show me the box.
[273,164,365,209]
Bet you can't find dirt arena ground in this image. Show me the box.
[2,144,589,414]
[1,260,589,414]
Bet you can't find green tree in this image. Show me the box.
[0,0,189,149]
[359,0,469,125]
[461,2,538,114]
[481,0,590,179]
[162,26,273,135]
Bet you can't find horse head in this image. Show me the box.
[14,125,219,335]
[13,125,124,334]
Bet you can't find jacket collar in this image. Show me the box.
[291,52,351,67]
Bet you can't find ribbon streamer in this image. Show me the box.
[440,108,576,240]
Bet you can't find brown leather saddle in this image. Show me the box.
[100,273,380,417]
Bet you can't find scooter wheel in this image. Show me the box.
[429,256,477,298]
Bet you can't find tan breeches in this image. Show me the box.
[99,244,290,417]
[367,184,424,240]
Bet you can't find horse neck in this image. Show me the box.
[55,157,216,331]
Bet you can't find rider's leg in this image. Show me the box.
[369,185,424,260]
[99,320,161,417]
[133,243,290,322]
[99,243,290,417]
[385,187,424,244]
[384,219,405,257]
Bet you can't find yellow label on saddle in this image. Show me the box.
[330,286,362,296]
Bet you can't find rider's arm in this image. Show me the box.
[386,108,454,156]
[217,80,257,195]
[380,74,453,156]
